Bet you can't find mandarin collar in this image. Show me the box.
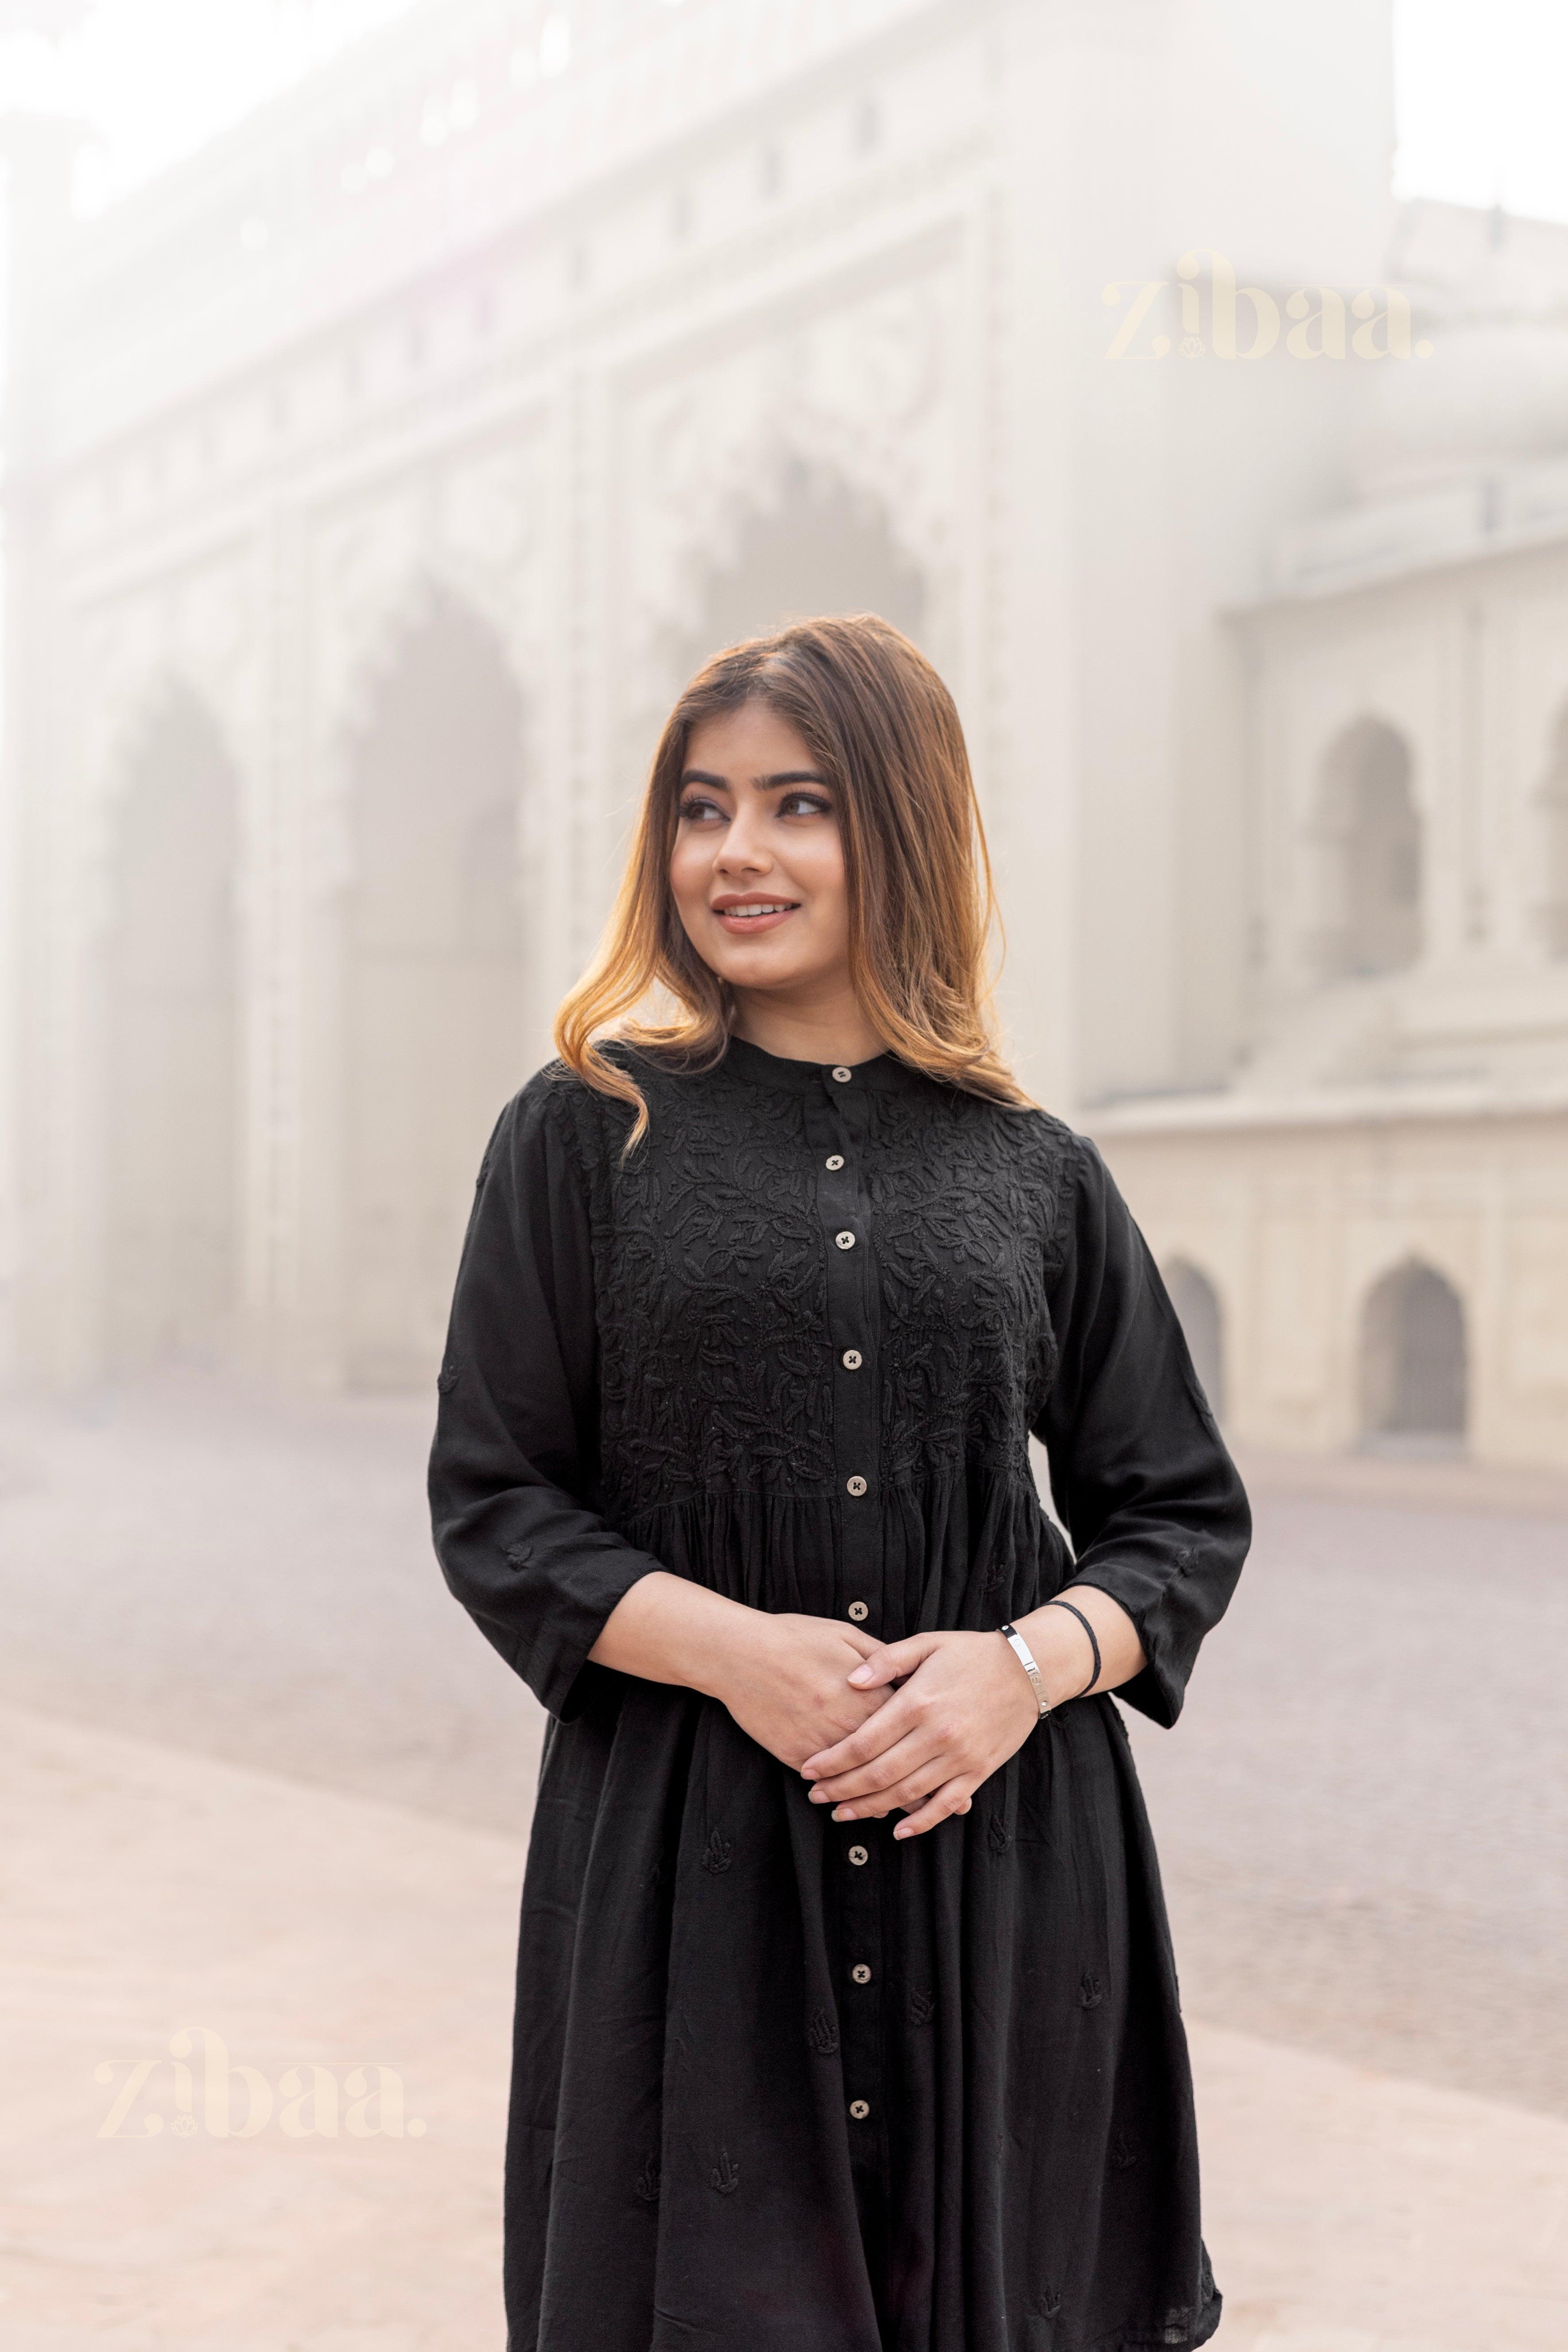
[719,1036,923,1094]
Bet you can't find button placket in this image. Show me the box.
[811,1066,885,2167]
[812,1073,878,1553]
[836,1818,883,2150]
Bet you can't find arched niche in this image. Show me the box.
[341,585,528,1389]
[101,681,241,1373]
[1358,1258,1468,1449]
[1164,1258,1226,1424]
[1533,703,1568,957]
[1313,717,1422,979]
[671,457,928,679]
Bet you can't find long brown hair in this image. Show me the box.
[554,613,1029,1141]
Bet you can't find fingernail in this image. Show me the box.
[808,1788,828,1803]
[832,1808,854,1822]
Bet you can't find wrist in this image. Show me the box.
[691,1593,774,1703]
[1011,1604,1094,1709]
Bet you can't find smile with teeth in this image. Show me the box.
[716,900,799,919]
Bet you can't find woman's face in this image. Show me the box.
[670,700,852,1001]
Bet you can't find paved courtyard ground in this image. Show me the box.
[1,1374,1566,2347]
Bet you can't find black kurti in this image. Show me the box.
[428,1038,1250,2352]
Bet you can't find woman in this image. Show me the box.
[429,613,1250,2352]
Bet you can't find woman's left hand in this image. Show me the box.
[799,1627,1047,1840]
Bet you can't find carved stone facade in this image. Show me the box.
[2,0,1033,1389]
[1096,207,1568,1469]
[4,0,1564,1462]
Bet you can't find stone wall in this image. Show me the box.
[1098,1105,1568,1470]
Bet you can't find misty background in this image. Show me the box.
[2,5,1568,2348]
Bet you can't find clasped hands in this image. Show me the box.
[714,1608,1077,1841]
[589,1571,1123,1842]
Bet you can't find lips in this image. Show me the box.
[711,898,800,935]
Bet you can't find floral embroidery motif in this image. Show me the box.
[636,2153,660,2203]
[701,1828,732,1875]
[545,1055,1075,1524]
[435,1358,459,1394]
[1077,1971,1106,2010]
[1030,2286,1063,2317]
[805,2008,839,2056]
[988,1813,1010,1854]
[709,2146,741,2195]
[907,1987,936,2027]
[1110,2131,1138,2172]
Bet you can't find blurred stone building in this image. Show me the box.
[2,0,1565,1465]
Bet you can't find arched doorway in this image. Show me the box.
[101,683,240,1372]
[1359,1259,1467,1448]
[1164,1258,1226,1423]
[342,586,528,1389]
[1315,717,1422,978]
[677,457,928,671]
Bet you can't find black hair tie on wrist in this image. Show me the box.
[1045,1597,1102,1698]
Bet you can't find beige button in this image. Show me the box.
[846,1475,867,1497]
[847,1600,869,1623]
[835,1230,856,1251]
[826,1153,845,1171]
[842,1348,863,1371]
[849,2098,871,2121]
[831,1066,852,1083]
[851,1963,872,1984]
[848,1844,869,1867]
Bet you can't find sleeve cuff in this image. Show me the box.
[505,1536,664,1721]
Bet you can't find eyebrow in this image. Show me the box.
[679,768,829,791]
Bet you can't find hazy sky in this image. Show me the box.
[0,0,422,212]
[1393,0,1568,219]
[0,0,1565,221]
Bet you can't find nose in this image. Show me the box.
[714,803,772,876]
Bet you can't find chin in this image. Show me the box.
[714,955,804,991]
[699,929,792,975]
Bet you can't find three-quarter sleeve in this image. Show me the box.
[1033,1135,1250,1726]
[427,1075,663,1721]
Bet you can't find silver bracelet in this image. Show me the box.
[997,1623,1051,1720]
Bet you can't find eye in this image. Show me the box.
[678,792,727,824]
[778,790,832,819]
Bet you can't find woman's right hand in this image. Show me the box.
[704,1609,893,1769]
[588,1572,890,1766]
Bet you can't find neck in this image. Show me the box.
[729,980,886,1068]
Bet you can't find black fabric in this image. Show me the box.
[428,1038,1250,2352]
